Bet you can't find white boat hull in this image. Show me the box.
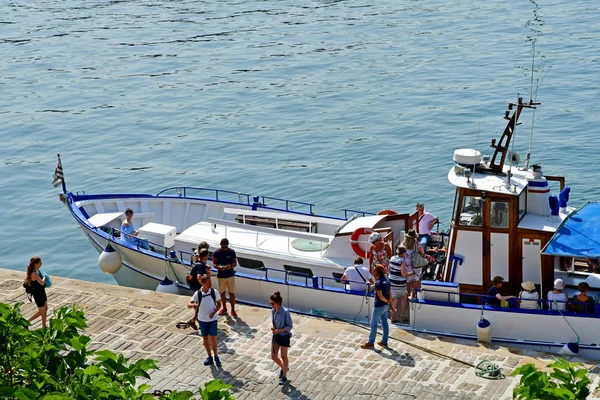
[411,298,600,359]
[83,227,375,323]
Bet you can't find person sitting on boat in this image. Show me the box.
[416,202,438,249]
[121,208,139,243]
[571,282,595,314]
[402,229,425,297]
[486,276,515,307]
[389,245,408,323]
[518,281,540,310]
[586,258,600,274]
[547,278,568,311]
[213,238,238,317]
[368,232,392,275]
[341,256,371,292]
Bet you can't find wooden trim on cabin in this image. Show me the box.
[545,175,565,192]
[409,211,419,232]
[383,213,410,222]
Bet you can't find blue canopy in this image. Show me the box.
[542,202,600,258]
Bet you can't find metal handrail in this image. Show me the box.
[343,209,376,219]
[156,186,252,205]
[155,186,360,220]
[258,195,315,214]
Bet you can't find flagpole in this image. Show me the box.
[57,153,67,194]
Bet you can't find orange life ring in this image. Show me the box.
[350,227,375,258]
[377,209,397,215]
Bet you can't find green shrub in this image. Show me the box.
[511,358,591,400]
[0,302,234,400]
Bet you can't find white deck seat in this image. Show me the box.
[88,212,124,227]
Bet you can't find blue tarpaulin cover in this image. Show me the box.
[542,202,600,258]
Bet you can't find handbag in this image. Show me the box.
[410,246,428,268]
[39,269,53,288]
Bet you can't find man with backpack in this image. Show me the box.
[185,248,211,329]
[188,274,222,367]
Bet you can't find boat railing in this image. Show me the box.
[155,186,374,220]
[342,209,376,219]
[256,195,315,215]
[415,288,598,316]
[156,187,253,205]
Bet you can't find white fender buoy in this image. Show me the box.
[98,244,122,274]
[156,277,179,294]
[477,318,491,343]
[558,342,580,356]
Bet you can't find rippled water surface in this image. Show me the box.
[1,0,599,284]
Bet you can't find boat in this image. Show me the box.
[59,94,600,359]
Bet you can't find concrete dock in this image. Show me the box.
[2,268,598,399]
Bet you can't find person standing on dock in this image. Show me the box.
[24,256,49,328]
[188,275,222,367]
[361,264,394,349]
[213,238,238,317]
[270,291,293,385]
[416,202,438,249]
[185,248,211,329]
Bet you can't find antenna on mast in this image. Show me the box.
[526,43,536,169]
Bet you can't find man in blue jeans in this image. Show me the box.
[361,264,395,348]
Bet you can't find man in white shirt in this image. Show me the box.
[416,202,438,249]
[341,257,372,291]
[188,275,222,367]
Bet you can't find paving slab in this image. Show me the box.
[2,268,599,399]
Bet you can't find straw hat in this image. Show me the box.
[553,278,565,290]
[521,281,536,291]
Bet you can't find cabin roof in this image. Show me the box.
[338,215,388,234]
[517,212,570,233]
[448,164,533,196]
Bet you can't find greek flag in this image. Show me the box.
[52,156,64,188]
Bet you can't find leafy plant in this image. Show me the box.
[511,357,591,400]
[199,379,234,400]
[0,302,234,400]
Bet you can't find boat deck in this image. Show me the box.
[175,221,332,261]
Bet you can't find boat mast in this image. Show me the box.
[488,97,537,175]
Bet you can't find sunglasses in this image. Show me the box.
[126,212,133,216]
[269,301,276,305]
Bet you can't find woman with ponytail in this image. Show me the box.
[269,291,293,385]
[24,256,48,328]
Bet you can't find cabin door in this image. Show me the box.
[483,198,511,287]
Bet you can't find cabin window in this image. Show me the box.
[237,257,265,270]
[458,196,483,227]
[490,201,509,228]
[518,191,527,220]
[284,265,314,278]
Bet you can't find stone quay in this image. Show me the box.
[2,268,598,399]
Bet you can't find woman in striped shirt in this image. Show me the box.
[389,245,408,322]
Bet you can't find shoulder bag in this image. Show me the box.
[410,244,428,268]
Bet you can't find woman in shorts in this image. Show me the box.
[25,256,48,328]
[270,291,293,385]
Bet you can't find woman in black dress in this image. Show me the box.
[25,256,48,328]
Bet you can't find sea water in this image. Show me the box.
[1,0,599,284]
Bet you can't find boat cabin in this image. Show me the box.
[441,98,574,297]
